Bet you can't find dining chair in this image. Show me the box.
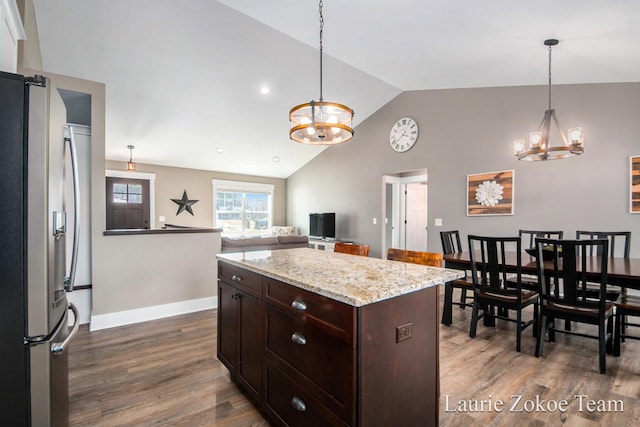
[614,294,640,357]
[334,242,369,256]
[468,235,539,352]
[439,230,474,325]
[534,238,614,374]
[575,231,631,258]
[512,230,564,292]
[387,248,443,267]
[519,229,564,249]
[576,230,631,301]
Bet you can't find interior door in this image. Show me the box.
[105,177,150,229]
[405,182,428,251]
[382,171,428,256]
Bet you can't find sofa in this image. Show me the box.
[220,235,309,253]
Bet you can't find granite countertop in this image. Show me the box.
[217,248,465,307]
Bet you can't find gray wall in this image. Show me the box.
[287,83,640,259]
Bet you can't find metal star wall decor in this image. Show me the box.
[171,190,199,216]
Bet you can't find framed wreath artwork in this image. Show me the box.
[631,156,640,213]
[467,170,514,216]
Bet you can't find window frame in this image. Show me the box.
[212,179,274,237]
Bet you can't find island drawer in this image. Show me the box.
[265,306,355,416]
[218,262,262,299]
[264,278,355,343]
[264,360,350,427]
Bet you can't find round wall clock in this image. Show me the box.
[389,117,419,152]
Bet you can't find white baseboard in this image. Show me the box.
[67,288,92,325]
[90,296,217,331]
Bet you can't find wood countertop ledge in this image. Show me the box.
[217,247,464,307]
[104,227,221,236]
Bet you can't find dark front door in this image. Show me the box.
[106,177,150,229]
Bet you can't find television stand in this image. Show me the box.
[309,238,350,252]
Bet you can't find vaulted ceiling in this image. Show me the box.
[32,0,640,178]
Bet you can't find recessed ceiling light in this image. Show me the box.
[216,147,224,154]
[260,86,270,95]
[272,156,280,162]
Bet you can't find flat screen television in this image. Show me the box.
[309,212,335,240]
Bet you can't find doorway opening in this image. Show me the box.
[381,169,428,256]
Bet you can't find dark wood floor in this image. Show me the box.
[69,289,640,426]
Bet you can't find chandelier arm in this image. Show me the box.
[540,109,552,146]
[536,112,548,131]
[550,109,569,146]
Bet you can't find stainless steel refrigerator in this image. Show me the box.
[0,71,81,426]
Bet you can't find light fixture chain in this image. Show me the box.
[319,0,324,101]
[548,44,552,110]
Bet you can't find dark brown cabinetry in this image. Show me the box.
[217,262,264,404]
[217,260,440,426]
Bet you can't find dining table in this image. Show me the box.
[441,251,640,325]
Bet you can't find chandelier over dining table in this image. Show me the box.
[513,39,584,161]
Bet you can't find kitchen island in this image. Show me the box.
[216,248,463,427]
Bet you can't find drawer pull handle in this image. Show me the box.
[291,396,307,412]
[291,299,307,311]
[231,275,243,283]
[291,332,307,345]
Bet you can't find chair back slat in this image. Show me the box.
[536,238,609,309]
[576,231,630,258]
[387,248,443,267]
[334,242,369,256]
[468,235,522,297]
[440,230,463,254]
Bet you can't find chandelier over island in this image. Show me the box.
[289,0,354,145]
[513,39,584,161]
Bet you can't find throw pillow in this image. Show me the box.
[272,226,296,236]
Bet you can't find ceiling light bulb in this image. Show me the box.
[530,131,542,148]
[260,86,270,95]
[216,147,224,154]
[331,127,340,134]
[327,115,338,124]
[307,127,316,135]
[568,127,584,146]
[513,139,525,155]
[272,156,280,162]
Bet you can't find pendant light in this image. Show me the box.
[289,0,354,145]
[513,39,584,161]
[127,145,136,171]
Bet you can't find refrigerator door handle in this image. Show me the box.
[64,125,80,292]
[52,303,79,355]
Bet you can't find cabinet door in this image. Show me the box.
[217,282,238,373]
[237,291,263,403]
